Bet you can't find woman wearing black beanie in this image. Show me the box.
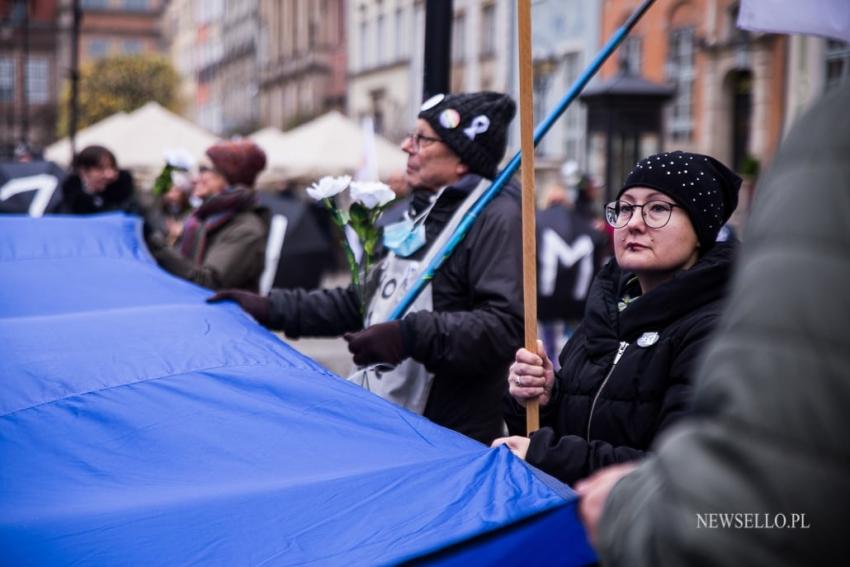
[496,151,741,486]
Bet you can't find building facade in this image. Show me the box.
[162,0,195,122]
[258,0,347,132]
[784,36,850,133]
[163,0,262,136]
[529,0,602,177]
[599,0,787,175]
[347,0,601,186]
[74,0,164,65]
[0,0,61,158]
[346,0,419,143]
[219,0,260,134]
[348,0,521,145]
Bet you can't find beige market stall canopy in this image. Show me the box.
[251,111,407,187]
[45,102,217,187]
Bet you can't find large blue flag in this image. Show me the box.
[0,214,595,566]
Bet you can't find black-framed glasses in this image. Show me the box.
[406,132,443,152]
[604,200,682,229]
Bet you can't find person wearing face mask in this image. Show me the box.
[209,92,523,444]
[146,139,269,292]
[494,151,740,485]
[59,145,138,215]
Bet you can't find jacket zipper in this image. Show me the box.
[586,341,629,440]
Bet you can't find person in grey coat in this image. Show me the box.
[577,82,850,566]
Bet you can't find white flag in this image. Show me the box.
[355,116,378,182]
[738,0,850,43]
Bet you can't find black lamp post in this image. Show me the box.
[18,0,29,148]
[579,63,674,201]
[422,0,452,101]
[69,0,82,158]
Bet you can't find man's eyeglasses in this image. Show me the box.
[604,200,682,229]
[406,132,443,152]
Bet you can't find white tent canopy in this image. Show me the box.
[249,126,292,187]
[45,102,218,183]
[253,111,407,186]
[249,126,286,152]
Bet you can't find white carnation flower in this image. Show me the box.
[307,175,351,201]
[164,148,195,171]
[350,181,395,209]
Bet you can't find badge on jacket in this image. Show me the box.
[637,332,660,347]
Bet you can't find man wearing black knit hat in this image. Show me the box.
[210,91,524,444]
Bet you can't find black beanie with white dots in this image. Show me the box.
[618,151,742,250]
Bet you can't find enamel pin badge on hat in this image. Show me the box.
[420,93,445,111]
[439,109,461,129]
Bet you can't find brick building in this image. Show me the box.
[599,0,787,176]
[0,0,61,158]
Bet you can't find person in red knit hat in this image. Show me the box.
[147,139,270,291]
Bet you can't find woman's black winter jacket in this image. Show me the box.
[505,241,736,484]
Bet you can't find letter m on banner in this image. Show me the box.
[539,230,595,299]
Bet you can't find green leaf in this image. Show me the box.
[349,203,369,230]
[363,228,379,257]
[151,164,174,197]
[341,238,359,288]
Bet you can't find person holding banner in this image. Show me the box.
[209,92,523,444]
[580,81,850,567]
[146,139,270,292]
[496,151,740,485]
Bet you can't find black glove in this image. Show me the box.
[207,289,271,327]
[344,321,408,366]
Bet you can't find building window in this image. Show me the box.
[122,40,143,54]
[825,40,850,92]
[26,58,49,104]
[88,38,109,58]
[122,0,149,10]
[359,19,369,69]
[481,3,496,57]
[394,7,405,61]
[376,13,385,65]
[563,52,582,161]
[620,36,642,75]
[0,58,14,102]
[452,13,466,62]
[668,27,695,140]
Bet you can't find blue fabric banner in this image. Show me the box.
[0,214,595,566]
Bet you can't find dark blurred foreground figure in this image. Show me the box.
[579,83,850,566]
[496,150,741,485]
[60,145,138,215]
[147,140,269,292]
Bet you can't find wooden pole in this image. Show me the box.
[518,0,539,436]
